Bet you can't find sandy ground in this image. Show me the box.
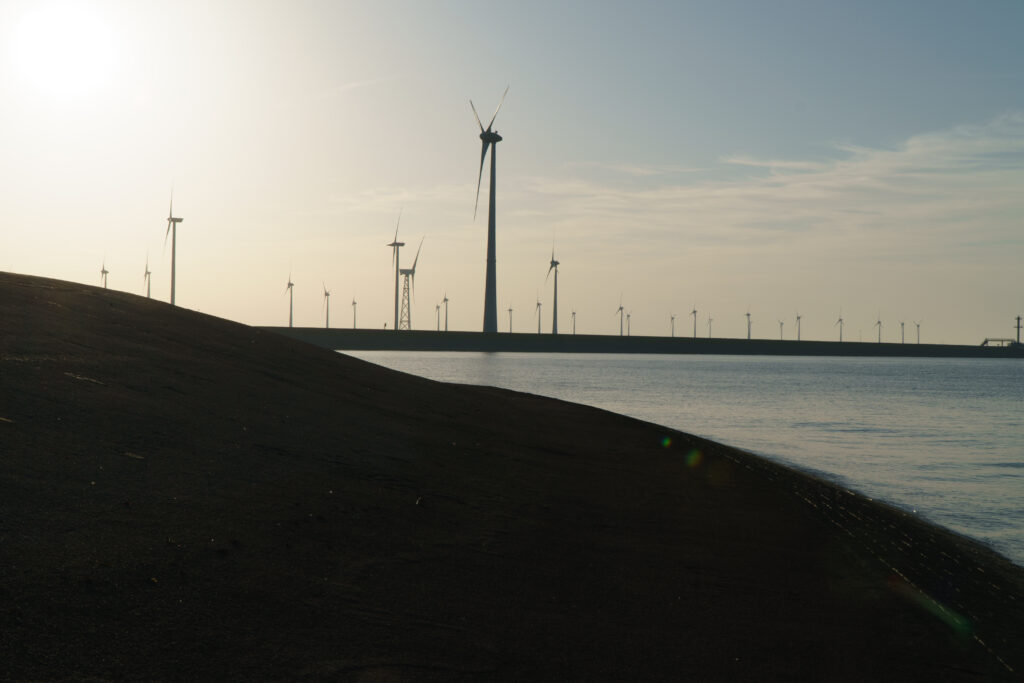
[2,271,1022,681]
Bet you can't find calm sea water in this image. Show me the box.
[348,351,1024,566]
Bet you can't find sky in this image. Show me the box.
[1,0,1022,344]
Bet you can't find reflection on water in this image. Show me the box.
[348,351,1024,565]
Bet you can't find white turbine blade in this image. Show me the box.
[486,85,509,131]
[469,99,484,132]
[411,236,424,272]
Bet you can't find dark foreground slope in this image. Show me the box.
[1,272,1022,682]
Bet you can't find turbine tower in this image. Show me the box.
[691,307,697,339]
[778,320,784,340]
[100,260,108,289]
[835,314,844,342]
[143,255,151,298]
[670,314,675,338]
[534,297,542,334]
[398,237,424,331]
[471,86,509,334]
[796,313,801,341]
[386,211,405,331]
[442,293,449,332]
[914,320,921,344]
[285,274,294,327]
[165,191,183,305]
[899,320,905,344]
[745,311,752,340]
[352,297,357,329]
[1015,315,1021,344]
[874,315,882,343]
[322,283,330,329]
[435,302,441,331]
[615,298,625,336]
[546,249,560,335]
[707,315,713,338]
[507,305,513,333]
[571,309,576,334]
[626,311,631,336]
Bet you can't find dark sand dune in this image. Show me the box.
[2,271,1022,681]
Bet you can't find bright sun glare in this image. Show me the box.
[11,3,115,98]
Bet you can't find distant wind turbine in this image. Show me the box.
[778,320,784,340]
[352,297,357,329]
[899,320,905,344]
[745,310,752,340]
[436,302,441,331]
[285,274,294,327]
[322,283,330,329]
[546,248,560,335]
[615,297,625,336]
[164,191,183,305]
[571,308,576,335]
[626,311,631,336]
[691,307,697,339]
[535,297,542,334]
[670,313,676,338]
[914,320,921,344]
[707,314,713,338]
[143,254,151,298]
[874,315,882,343]
[100,260,108,289]
[796,313,801,341]
[471,86,509,334]
[507,304,513,333]
[386,210,405,331]
[442,293,449,332]
[835,311,844,342]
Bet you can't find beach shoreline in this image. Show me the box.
[2,272,1022,680]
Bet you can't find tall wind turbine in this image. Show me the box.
[615,298,625,336]
[471,86,508,334]
[442,293,449,332]
[626,311,631,336]
[745,310,752,340]
[707,314,713,338]
[835,313,844,342]
[436,302,441,331]
[100,260,108,289]
[874,315,882,343]
[796,313,801,341]
[546,248,560,335]
[571,308,576,335]
[691,307,698,339]
[899,320,905,344]
[535,297,542,334]
[352,297,357,329]
[914,320,921,344]
[322,283,330,329]
[778,320,784,340]
[507,305,513,333]
[386,211,404,331]
[143,254,151,298]
[670,314,676,338]
[285,274,294,328]
[165,191,183,305]
[398,237,424,331]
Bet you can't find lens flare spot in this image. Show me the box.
[686,449,703,467]
[661,436,672,448]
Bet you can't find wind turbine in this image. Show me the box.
[874,315,882,343]
[626,311,632,336]
[745,310,752,340]
[352,297,357,329]
[899,320,905,344]
[615,298,625,336]
[143,254,151,298]
[914,320,921,344]
[670,314,676,338]
[436,302,441,331]
[691,307,697,339]
[285,274,294,327]
[164,191,183,305]
[322,283,330,329]
[707,314,713,338]
[471,86,509,334]
[778,320,784,340]
[571,308,576,334]
[796,313,801,341]
[507,304,513,333]
[442,293,449,332]
[100,260,108,289]
[546,248,560,335]
[398,237,424,330]
[535,297,542,334]
[386,211,405,331]
[835,310,844,342]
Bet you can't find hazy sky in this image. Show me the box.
[2,0,1022,343]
